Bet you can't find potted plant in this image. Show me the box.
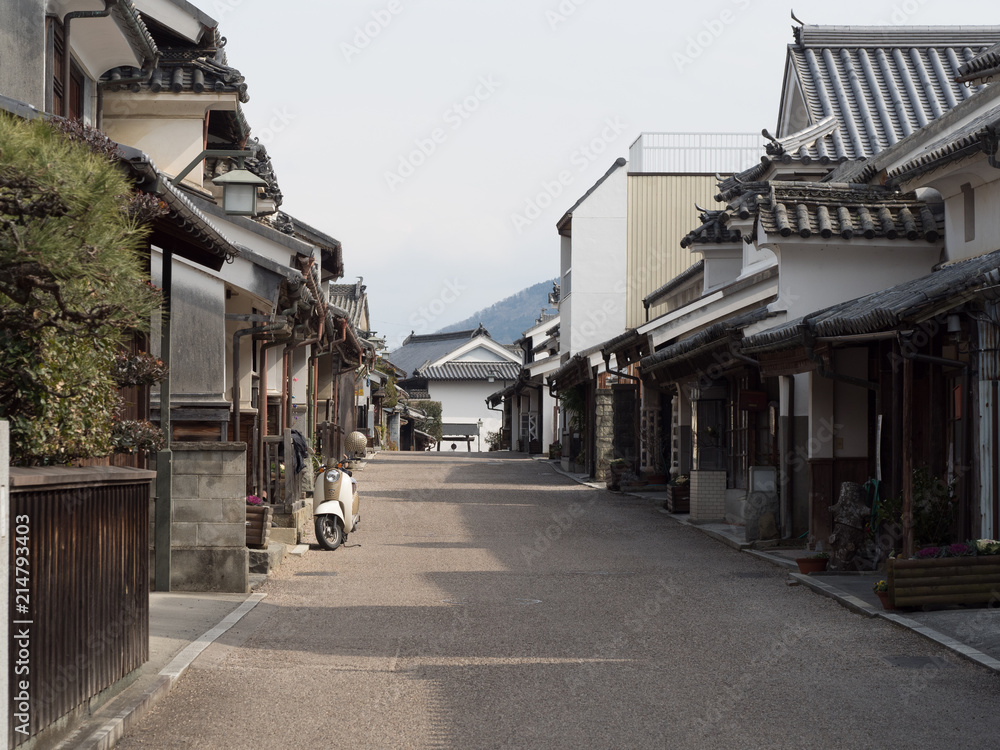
[872,579,894,610]
[549,442,562,460]
[794,551,829,574]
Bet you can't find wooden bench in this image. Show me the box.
[888,556,1000,608]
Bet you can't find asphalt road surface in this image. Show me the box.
[118,453,1000,749]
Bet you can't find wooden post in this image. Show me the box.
[902,356,914,559]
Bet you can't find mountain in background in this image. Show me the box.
[438,278,558,344]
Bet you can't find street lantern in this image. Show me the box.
[212,164,268,216]
[168,149,267,217]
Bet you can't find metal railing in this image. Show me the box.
[628,132,765,174]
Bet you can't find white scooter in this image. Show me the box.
[313,456,360,550]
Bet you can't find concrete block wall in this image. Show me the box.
[691,469,726,521]
[169,442,249,592]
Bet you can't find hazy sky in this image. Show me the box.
[201,0,997,347]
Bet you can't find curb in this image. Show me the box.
[877,612,1000,674]
[70,592,267,750]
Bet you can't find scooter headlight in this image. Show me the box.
[325,469,341,482]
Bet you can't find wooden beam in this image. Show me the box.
[902,356,914,559]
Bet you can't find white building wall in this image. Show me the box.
[560,163,628,357]
[768,241,941,319]
[429,381,503,451]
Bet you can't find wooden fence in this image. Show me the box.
[8,467,153,748]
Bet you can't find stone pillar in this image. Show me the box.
[594,388,614,481]
[690,470,727,521]
[168,442,249,592]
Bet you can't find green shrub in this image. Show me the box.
[0,114,161,464]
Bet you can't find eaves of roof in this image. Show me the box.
[885,107,1000,187]
[956,41,1000,84]
[547,354,591,391]
[157,0,219,31]
[741,249,1000,354]
[644,260,705,310]
[557,157,627,236]
[111,0,159,65]
[118,144,238,269]
[419,361,521,382]
[825,80,1000,186]
[640,307,774,376]
[189,193,326,258]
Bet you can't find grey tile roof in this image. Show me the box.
[548,355,591,391]
[328,280,369,330]
[386,325,492,377]
[741,248,1000,354]
[643,260,705,310]
[104,43,249,103]
[955,41,1000,84]
[730,182,941,243]
[781,25,998,161]
[680,210,743,248]
[112,0,159,64]
[885,105,1000,186]
[640,308,775,376]
[117,144,239,268]
[419,361,521,382]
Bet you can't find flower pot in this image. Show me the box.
[875,591,895,610]
[794,557,828,574]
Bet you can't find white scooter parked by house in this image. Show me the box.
[313,456,360,550]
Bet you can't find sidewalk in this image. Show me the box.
[52,588,269,750]
[537,456,1000,675]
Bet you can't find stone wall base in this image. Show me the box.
[170,548,249,592]
[272,502,310,545]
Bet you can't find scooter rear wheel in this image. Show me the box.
[315,515,344,551]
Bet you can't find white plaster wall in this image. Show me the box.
[102,93,236,188]
[560,165,627,356]
[943,179,1000,262]
[771,241,941,318]
[428,381,503,450]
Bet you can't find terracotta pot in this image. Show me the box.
[876,590,895,610]
[794,557,828,574]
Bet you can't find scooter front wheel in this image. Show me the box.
[315,515,344,551]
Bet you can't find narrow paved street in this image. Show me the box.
[119,454,1000,749]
